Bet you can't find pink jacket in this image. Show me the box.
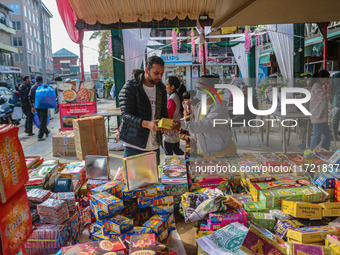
[310,82,328,123]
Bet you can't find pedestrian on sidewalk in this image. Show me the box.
[28,76,50,141]
[19,76,34,136]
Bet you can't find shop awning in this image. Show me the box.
[212,0,340,27]
[304,42,323,57]
[259,55,270,65]
[0,42,18,53]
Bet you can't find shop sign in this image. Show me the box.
[193,56,235,65]
[90,65,99,79]
[0,65,21,74]
[161,53,192,65]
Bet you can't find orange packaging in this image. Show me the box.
[0,187,32,255]
[0,125,29,203]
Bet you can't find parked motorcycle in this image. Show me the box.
[0,95,20,125]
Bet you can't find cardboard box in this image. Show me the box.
[157,118,173,129]
[274,220,306,240]
[244,202,269,213]
[259,186,326,209]
[281,200,322,219]
[73,116,108,160]
[320,202,340,217]
[249,213,276,231]
[287,226,340,243]
[52,131,76,157]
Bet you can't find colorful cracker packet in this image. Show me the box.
[37,198,69,225]
[129,234,157,255]
[325,234,340,255]
[143,218,165,235]
[158,118,173,129]
[0,187,32,255]
[87,179,108,191]
[196,222,248,255]
[137,197,154,208]
[92,231,110,241]
[274,220,306,240]
[129,226,153,235]
[0,125,29,203]
[122,185,158,199]
[240,224,286,255]
[287,226,340,243]
[90,180,125,195]
[243,201,269,213]
[286,242,333,255]
[248,213,276,231]
[61,237,126,254]
[209,209,248,225]
[151,204,174,214]
[90,192,124,214]
[27,189,51,203]
[152,195,174,206]
[103,215,133,234]
[57,192,76,211]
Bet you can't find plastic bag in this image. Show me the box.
[11,106,23,120]
[33,112,50,128]
[35,84,56,109]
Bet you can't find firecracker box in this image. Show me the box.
[157,118,173,129]
[259,186,326,209]
[281,200,322,219]
[52,130,76,157]
[315,173,336,189]
[90,181,124,195]
[90,192,124,214]
[320,202,340,217]
[208,209,248,226]
[329,149,340,165]
[73,116,108,160]
[274,220,306,240]
[240,172,273,188]
[248,213,276,231]
[103,215,133,235]
[243,202,269,213]
[287,226,340,243]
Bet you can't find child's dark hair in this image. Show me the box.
[183,90,197,100]
[167,76,181,90]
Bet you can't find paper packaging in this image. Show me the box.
[85,155,110,180]
[123,152,158,191]
[152,195,174,206]
[329,149,340,165]
[259,186,326,209]
[274,220,306,240]
[62,237,126,254]
[287,226,340,243]
[52,130,76,157]
[240,224,287,255]
[91,181,124,195]
[122,185,158,199]
[92,231,110,241]
[281,200,322,219]
[157,118,173,129]
[321,202,340,217]
[143,218,165,235]
[326,235,340,255]
[249,213,276,231]
[286,242,333,255]
[196,222,248,255]
[90,192,124,214]
[0,187,32,255]
[87,179,108,191]
[209,209,248,226]
[103,215,133,235]
[151,204,174,214]
[129,234,157,255]
[137,197,154,208]
[73,116,108,160]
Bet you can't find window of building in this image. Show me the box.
[26,38,30,49]
[33,55,35,66]
[9,4,21,14]
[31,25,33,36]
[31,40,34,51]
[12,21,21,30]
[14,53,24,62]
[25,22,28,33]
[36,16,39,26]
[28,55,31,65]
[12,37,23,47]
[33,13,35,24]
[24,6,27,17]
[28,10,31,21]
[28,0,32,6]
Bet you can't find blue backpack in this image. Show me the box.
[34,84,56,109]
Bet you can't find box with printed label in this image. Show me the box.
[103,215,133,234]
[249,212,276,231]
[158,118,173,129]
[315,173,336,189]
[90,192,124,214]
[259,186,326,209]
[329,149,340,165]
[137,197,154,208]
[151,204,174,214]
[86,179,108,191]
[92,231,110,241]
[152,195,174,206]
[281,200,322,219]
[122,185,158,199]
[143,217,165,234]
[52,130,76,157]
[320,202,340,217]
[274,220,306,240]
[244,202,269,213]
[287,226,340,243]
[90,181,124,195]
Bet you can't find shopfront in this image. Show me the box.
[0,65,22,90]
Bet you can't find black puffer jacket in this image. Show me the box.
[118,70,168,149]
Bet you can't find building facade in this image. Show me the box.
[9,0,53,81]
[53,48,80,77]
[0,2,21,90]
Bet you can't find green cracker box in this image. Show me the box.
[249,213,276,231]
[244,202,270,213]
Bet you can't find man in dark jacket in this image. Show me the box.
[28,76,49,141]
[19,76,34,135]
[118,56,168,163]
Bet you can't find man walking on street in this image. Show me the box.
[19,76,34,136]
[118,56,169,164]
[28,76,50,141]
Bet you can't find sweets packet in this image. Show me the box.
[286,242,333,255]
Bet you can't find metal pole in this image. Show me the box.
[323,22,328,70]
[201,21,207,75]
[38,0,47,81]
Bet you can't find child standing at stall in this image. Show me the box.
[164,76,184,155]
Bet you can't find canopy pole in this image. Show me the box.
[80,43,85,80]
[201,21,207,75]
[323,22,328,70]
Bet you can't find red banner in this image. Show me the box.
[57,80,97,130]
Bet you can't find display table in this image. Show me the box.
[97,108,122,141]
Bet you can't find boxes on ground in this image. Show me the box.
[281,200,322,219]
[52,131,76,157]
[73,116,108,160]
